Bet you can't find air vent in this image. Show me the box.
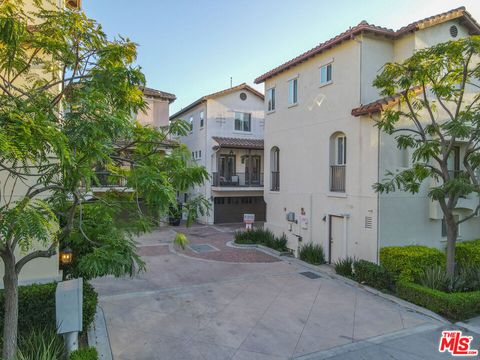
[365,216,373,229]
[299,271,321,279]
[450,25,458,38]
[240,92,247,101]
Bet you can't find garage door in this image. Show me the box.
[214,196,266,224]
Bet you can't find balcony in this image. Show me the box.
[212,172,263,188]
[271,171,280,191]
[93,171,127,188]
[330,165,346,192]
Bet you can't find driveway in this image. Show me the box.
[91,224,457,359]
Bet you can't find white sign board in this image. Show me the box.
[243,213,255,224]
[56,278,83,334]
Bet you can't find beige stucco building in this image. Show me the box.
[171,84,266,224]
[255,7,480,263]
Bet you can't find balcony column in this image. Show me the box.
[247,149,252,186]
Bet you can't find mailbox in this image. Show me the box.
[286,212,296,223]
[56,278,83,334]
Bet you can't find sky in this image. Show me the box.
[82,0,480,114]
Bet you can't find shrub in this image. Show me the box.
[16,327,66,360]
[396,281,480,321]
[353,260,392,291]
[0,281,98,337]
[380,246,445,282]
[298,243,325,265]
[419,265,480,293]
[69,347,99,360]
[234,228,288,252]
[334,257,355,278]
[456,239,480,267]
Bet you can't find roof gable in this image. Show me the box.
[255,7,480,84]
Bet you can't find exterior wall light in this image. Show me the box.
[60,248,73,265]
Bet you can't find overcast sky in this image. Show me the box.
[82,1,480,114]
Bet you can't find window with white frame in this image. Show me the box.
[288,78,298,105]
[234,112,251,132]
[198,150,202,158]
[267,88,276,112]
[335,135,346,165]
[200,111,204,128]
[189,116,193,131]
[320,63,332,86]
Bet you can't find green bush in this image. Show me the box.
[234,228,288,252]
[419,264,480,293]
[396,280,480,321]
[298,243,325,265]
[456,239,480,267]
[380,246,445,282]
[334,257,355,278]
[16,327,66,360]
[0,281,98,337]
[69,347,99,360]
[354,260,392,291]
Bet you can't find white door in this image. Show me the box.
[329,215,345,263]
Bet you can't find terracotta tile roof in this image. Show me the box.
[141,87,176,103]
[212,137,264,150]
[255,7,480,84]
[170,83,264,120]
[351,87,424,117]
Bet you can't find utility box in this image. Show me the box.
[56,278,83,334]
[286,212,296,223]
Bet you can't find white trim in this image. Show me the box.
[318,58,334,68]
[288,102,299,108]
[286,74,299,82]
[327,192,347,198]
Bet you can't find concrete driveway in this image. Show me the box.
[91,224,447,360]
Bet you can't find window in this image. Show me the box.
[191,151,194,159]
[330,133,346,192]
[267,88,276,112]
[189,116,193,131]
[442,216,459,238]
[320,63,332,85]
[198,150,202,158]
[234,112,251,132]
[195,151,198,158]
[288,78,298,105]
[270,147,280,191]
[200,111,204,128]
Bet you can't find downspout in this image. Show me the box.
[376,118,381,264]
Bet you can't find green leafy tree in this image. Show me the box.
[373,36,480,277]
[0,2,208,358]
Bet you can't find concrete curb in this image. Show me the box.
[87,305,113,360]
[228,240,449,324]
[456,319,480,335]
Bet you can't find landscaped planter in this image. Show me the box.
[396,281,480,321]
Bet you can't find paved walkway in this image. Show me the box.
[90,224,468,360]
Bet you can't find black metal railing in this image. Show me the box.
[271,171,280,191]
[212,172,264,187]
[330,165,345,192]
[94,171,127,187]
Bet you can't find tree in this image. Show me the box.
[373,36,480,277]
[0,2,208,358]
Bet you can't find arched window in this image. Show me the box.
[270,147,280,191]
[330,133,346,192]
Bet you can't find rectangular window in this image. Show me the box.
[198,150,201,158]
[320,63,332,85]
[200,111,204,128]
[189,116,193,131]
[267,88,276,112]
[337,136,346,165]
[234,112,251,132]
[288,78,298,105]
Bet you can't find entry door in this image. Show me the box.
[329,216,345,263]
[219,155,235,181]
[245,156,261,184]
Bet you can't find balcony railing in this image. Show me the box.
[271,171,280,191]
[212,172,264,187]
[330,165,345,192]
[94,171,127,187]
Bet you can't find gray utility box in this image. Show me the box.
[56,278,83,334]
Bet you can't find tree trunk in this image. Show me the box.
[2,252,19,360]
[445,214,458,277]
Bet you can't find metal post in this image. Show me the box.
[64,331,79,354]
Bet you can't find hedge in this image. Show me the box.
[456,239,480,267]
[380,246,445,282]
[354,260,392,291]
[396,281,480,321]
[0,281,97,336]
[234,228,288,252]
[69,347,99,360]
